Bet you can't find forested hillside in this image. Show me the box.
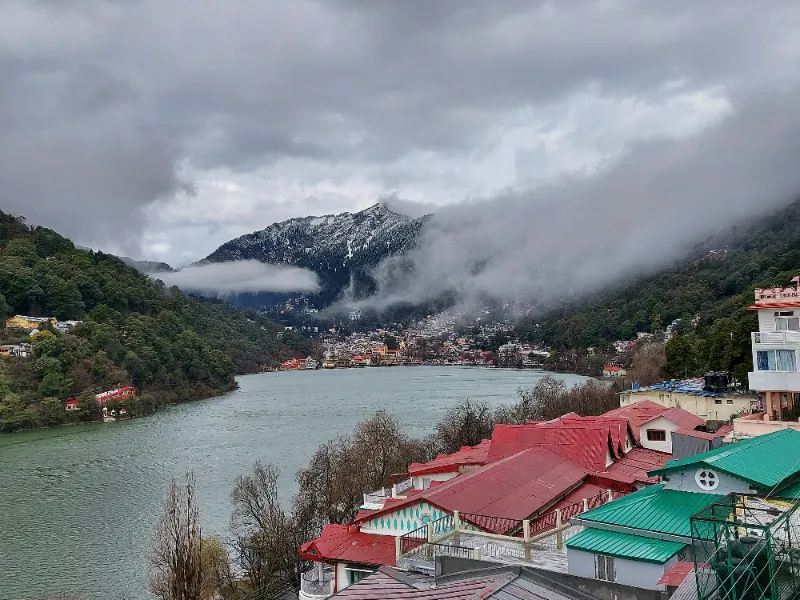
[518,199,800,383]
[0,212,312,431]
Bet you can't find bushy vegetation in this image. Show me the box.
[0,212,312,431]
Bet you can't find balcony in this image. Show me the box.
[748,370,800,392]
[395,490,622,575]
[752,331,800,345]
[299,566,334,600]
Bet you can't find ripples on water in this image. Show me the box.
[0,367,587,599]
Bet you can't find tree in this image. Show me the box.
[231,462,301,591]
[435,399,497,454]
[149,473,203,600]
[627,342,666,386]
[664,334,698,379]
[38,372,72,399]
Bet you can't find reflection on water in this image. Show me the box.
[0,366,586,599]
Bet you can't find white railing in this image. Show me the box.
[363,487,391,506]
[393,478,413,495]
[753,331,800,345]
[300,568,334,599]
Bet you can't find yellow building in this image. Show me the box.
[6,315,57,330]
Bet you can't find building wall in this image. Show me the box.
[358,501,450,536]
[623,392,749,421]
[661,468,753,495]
[758,309,777,332]
[671,432,716,461]
[410,472,457,490]
[638,416,679,454]
[567,549,676,591]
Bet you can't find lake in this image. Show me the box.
[0,366,587,599]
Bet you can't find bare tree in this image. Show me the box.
[628,341,666,386]
[434,399,497,454]
[514,376,618,422]
[149,473,203,600]
[231,462,301,592]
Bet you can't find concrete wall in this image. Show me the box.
[672,432,715,461]
[411,472,456,490]
[567,549,677,591]
[639,415,679,453]
[623,392,750,421]
[661,468,753,495]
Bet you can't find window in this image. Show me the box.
[595,554,616,582]
[756,350,798,371]
[696,468,719,491]
[422,477,432,490]
[646,429,667,442]
[727,398,733,404]
[715,398,722,404]
[775,312,800,331]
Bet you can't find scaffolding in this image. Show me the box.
[690,494,800,600]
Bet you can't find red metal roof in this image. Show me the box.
[408,439,491,476]
[333,567,507,599]
[298,524,397,567]
[594,447,671,487]
[422,447,587,528]
[657,561,695,587]
[603,402,707,441]
[673,427,727,441]
[747,301,800,310]
[651,407,706,430]
[488,423,613,471]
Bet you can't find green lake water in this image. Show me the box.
[0,366,587,599]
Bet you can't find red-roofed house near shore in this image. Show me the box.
[406,439,491,489]
[94,385,136,407]
[65,398,78,412]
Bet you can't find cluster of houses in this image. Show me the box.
[65,385,137,421]
[297,278,800,600]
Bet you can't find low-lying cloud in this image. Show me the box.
[157,260,320,295]
[360,89,800,312]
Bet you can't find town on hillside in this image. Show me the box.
[296,277,800,600]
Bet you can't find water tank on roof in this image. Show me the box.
[703,372,730,393]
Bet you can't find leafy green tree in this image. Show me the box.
[664,334,698,379]
[40,397,66,426]
[38,372,72,399]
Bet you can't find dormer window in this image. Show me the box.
[695,468,719,491]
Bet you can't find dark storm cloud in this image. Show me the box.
[1,0,799,261]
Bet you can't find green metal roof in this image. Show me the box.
[575,484,721,538]
[566,527,686,564]
[774,479,800,501]
[648,429,800,489]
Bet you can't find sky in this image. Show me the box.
[2,1,800,299]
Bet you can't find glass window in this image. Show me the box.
[595,555,616,582]
[757,350,797,371]
[776,316,800,331]
[646,429,666,441]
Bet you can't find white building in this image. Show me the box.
[747,277,800,422]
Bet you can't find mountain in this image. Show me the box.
[0,212,312,431]
[516,198,800,381]
[203,203,431,308]
[120,256,174,274]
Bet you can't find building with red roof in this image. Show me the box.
[407,439,490,488]
[602,400,705,453]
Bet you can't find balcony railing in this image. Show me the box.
[396,490,626,573]
[300,568,334,598]
[363,487,391,506]
[394,477,413,495]
[753,331,800,345]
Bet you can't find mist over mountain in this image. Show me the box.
[200,203,429,308]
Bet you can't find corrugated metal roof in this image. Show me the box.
[489,423,613,471]
[332,568,509,599]
[299,524,397,566]
[408,439,491,476]
[576,484,720,538]
[566,528,685,564]
[657,562,696,587]
[659,408,707,430]
[594,447,670,486]
[775,479,800,500]
[650,429,800,488]
[603,401,675,443]
[423,447,588,527]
